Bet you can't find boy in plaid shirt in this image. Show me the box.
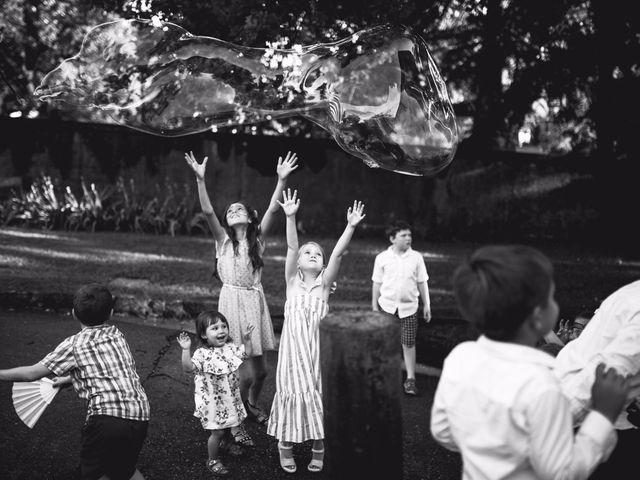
[0,284,150,480]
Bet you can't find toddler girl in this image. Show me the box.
[178,311,255,476]
[267,189,365,473]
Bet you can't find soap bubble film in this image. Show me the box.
[35,19,458,176]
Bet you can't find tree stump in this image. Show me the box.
[320,311,402,480]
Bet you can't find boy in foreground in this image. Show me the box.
[431,245,629,479]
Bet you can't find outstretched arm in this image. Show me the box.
[0,363,52,382]
[185,151,226,244]
[177,332,195,373]
[277,188,301,284]
[241,324,255,358]
[324,200,366,286]
[261,152,299,238]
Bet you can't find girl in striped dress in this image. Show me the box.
[267,189,365,473]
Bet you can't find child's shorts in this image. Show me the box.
[80,415,148,480]
[396,311,418,347]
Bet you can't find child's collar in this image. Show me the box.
[296,268,324,292]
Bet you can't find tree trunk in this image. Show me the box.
[320,311,402,480]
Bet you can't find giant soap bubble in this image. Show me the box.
[35,19,458,176]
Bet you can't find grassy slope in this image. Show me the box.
[1,226,639,322]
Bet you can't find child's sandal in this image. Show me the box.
[206,459,229,476]
[231,425,255,447]
[278,442,297,474]
[308,448,324,473]
[244,400,269,425]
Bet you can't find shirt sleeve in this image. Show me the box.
[371,254,383,283]
[416,253,429,283]
[191,348,204,372]
[527,388,616,480]
[40,336,77,376]
[430,376,460,452]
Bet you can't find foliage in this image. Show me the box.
[1,0,638,160]
[0,0,129,115]
[0,173,209,236]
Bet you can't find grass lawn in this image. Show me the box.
[1,226,639,324]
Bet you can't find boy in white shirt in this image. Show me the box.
[431,245,629,480]
[555,280,640,479]
[372,221,431,396]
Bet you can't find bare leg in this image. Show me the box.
[208,429,225,461]
[402,345,416,380]
[247,355,268,405]
[238,361,252,402]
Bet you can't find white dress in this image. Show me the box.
[216,236,276,356]
[191,343,247,430]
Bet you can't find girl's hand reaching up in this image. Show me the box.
[242,324,256,342]
[184,151,208,181]
[347,200,366,227]
[177,332,192,350]
[276,151,299,180]
[277,188,300,217]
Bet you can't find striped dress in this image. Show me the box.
[267,292,328,443]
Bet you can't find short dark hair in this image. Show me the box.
[452,245,553,341]
[385,221,412,239]
[194,310,230,346]
[73,284,114,326]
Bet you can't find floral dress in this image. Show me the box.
[191,343,247,430]
[216,235,276,356]
[267,273,329,443]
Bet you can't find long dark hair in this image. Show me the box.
[212,200,264,281]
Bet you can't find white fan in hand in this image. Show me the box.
[12,378,60,428]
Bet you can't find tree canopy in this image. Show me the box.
[1,0,637,161]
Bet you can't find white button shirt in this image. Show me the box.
[371,247,428,318]
[555,280,640,430]
[431,336,616,480]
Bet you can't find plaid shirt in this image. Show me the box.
[40,324,150,421]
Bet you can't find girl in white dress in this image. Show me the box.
[178,311,254,476]
[267,189,365,473]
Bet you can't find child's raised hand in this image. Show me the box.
[276,151,299,180]
[242,324,255,342]
[346,200,366,226]
[177,331,192,350]
[277,188,300,217]
[184,151,208,180]
[556,319,570,344]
